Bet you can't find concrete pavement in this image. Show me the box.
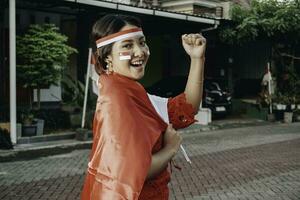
[0,121,299,199]
[170,122,300,200]
[0,118,270,162]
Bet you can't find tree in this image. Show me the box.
[219,0,300,96]
[17,24,77,109]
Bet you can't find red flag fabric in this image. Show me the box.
[81,72,168,199]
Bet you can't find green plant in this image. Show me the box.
[17,24,78,109]
[219,0,300,87]
[61,74,97,113]
[272,92,296,105]
[220,0,300,46]
[61,74,85,111]
[20,109,35,125]
[277,66,300,97]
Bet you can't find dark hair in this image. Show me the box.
[92,14,142,74]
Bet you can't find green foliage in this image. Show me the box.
[61,74,97,114]
[220,0,300,99]
[273,66,300,104]
[220,0,300,45]
[278,67,300,96]
[20,109,35,125]
[61,74,85,109]
[17,24,77,88]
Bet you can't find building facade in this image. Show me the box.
[1,0,219,111]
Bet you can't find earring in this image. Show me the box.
[106,62,113,74]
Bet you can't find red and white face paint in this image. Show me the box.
[119,51,131,61]
[118,49,149,61]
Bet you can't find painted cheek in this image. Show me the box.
[119,51,132,60]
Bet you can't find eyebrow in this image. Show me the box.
[121,36,145,43]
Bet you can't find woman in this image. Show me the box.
[81,14,206,200]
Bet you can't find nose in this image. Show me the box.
[133,45,145,57]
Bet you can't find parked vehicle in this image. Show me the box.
[202,80,232,116]
[146,76,232,116]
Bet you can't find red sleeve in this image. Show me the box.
[167,93,196,129]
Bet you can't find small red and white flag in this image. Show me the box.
[119,52,131,60]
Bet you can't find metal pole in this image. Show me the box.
[9,0,17,144]
[81,48,92,128]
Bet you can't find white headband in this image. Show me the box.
[96,28,144,48]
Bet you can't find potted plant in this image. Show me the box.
[272,93,286,111]
[17,24,77,110]
[21,109,37,137]
[282,95,293,123]
[16,24,77,135]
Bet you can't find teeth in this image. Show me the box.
[131,60,143,65]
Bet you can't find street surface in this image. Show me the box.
[1,123,300,200]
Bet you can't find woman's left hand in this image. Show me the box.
[182,33,206,59]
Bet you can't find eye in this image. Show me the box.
[122,43,133,49]
[140,40,146,46]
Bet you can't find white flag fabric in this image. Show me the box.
[89,55,100,96]
[262,72,272,86]
[147,94,169,124]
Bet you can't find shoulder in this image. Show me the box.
[99,74,135,105]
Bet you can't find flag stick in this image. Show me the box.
[81,48,92,128]
[180,145,192,164]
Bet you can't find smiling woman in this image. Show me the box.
[105,25,149,80]
[81,14,206,200]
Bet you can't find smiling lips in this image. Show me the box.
[131,60,144,68]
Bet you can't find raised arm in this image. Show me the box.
[182,34,206,113]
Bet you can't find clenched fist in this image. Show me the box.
[163,124,182,157]
[182,33,206,59]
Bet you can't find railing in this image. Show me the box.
[101,0,163,7]
[100,0,225,18]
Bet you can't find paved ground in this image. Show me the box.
[0,122,300,200]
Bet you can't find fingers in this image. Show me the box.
[167,123,173,129]
[166,124,182,142]
[167,123,173,132]
[166,124,176,134]
[182,33,206,46]
[164,124,183,153]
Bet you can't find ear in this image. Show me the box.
[105,55,113,64]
